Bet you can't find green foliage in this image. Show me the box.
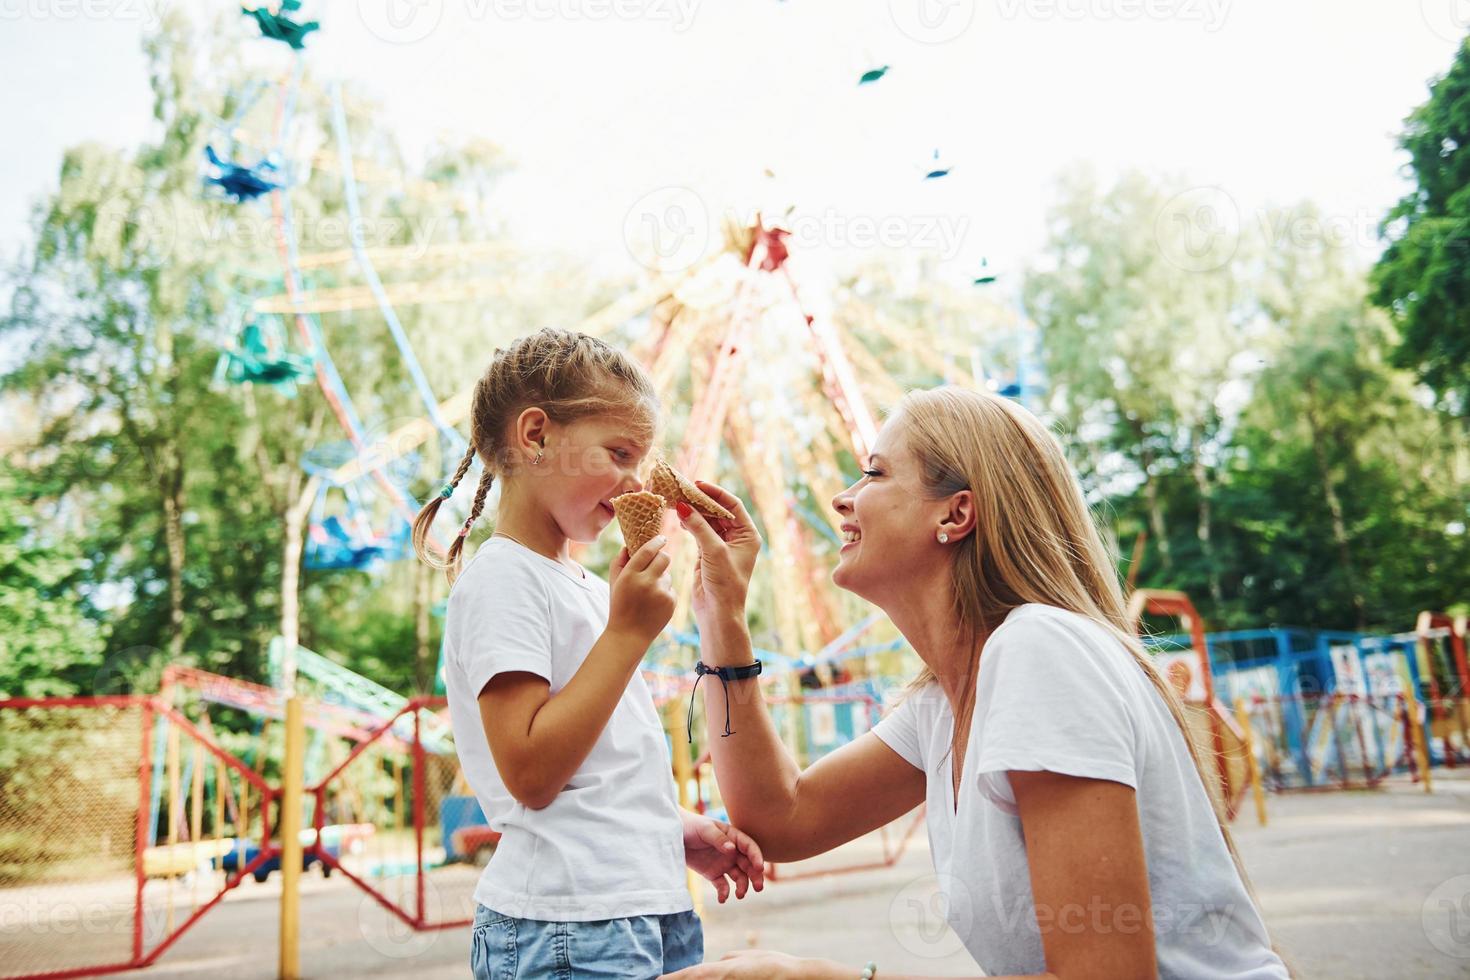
[0,13,634,712]
[0,469,107,697]
[1373,37,1470,418]
[1030,169,1470,632]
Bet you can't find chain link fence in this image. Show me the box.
[0,696,277,980]
[309,698,478,933]
[0,698,144,978]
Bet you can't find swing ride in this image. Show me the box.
[203,145,284,202]
[241,0,318,50]
[213,315,315,391]
[922,148,952,180]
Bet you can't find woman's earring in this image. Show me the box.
[937,531,949,544]
[532,451,543,466]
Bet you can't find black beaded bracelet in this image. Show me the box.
[686,660,762,743]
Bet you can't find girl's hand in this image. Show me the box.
[607,536,675,646]
[675,482,760,624]
[660,950,850,979]
[680,810,766,903]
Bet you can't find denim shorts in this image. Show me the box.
[470,904,704,979]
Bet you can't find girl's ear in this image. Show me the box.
[939,489,977,543]
[514,407,549,461]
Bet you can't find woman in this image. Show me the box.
[664,386,1291,980]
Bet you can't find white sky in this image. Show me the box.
[0,0,1465,283]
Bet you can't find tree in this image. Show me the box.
[1372,36,1470,421]
[1218,307,1470,630]
[1215,209,1470,630]
[0,14,291,679]
[1024,167,1254,601]
[0,468,107,698]
[0,12,634,701]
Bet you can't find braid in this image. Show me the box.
[412,326,660,584]
[411,444,478,578]
[446,444,476,491]
[466,467,495,529]
[444,468,496,579]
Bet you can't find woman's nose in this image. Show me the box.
[831,486,853,516]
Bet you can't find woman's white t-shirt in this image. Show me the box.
[443,538,690,921]
[872,603,1288,979]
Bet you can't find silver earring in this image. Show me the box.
[937,531,949,544]
[532,451,543,466]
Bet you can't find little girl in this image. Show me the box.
[414,328,764,979]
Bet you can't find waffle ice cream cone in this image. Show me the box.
[612,490,666,554]
[648,458,734,521]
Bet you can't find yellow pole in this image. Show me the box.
[664,700,704,917]
[214,756,225,886]
[785,674,805,766]
[166,719,180,932]
[238,777,250,874]
[1457,698,1470,758]
[191,741,204,906]
[1233,699,1267,827]
[393,753,405,905]
[1403,696,1433,794]
[279,697,305,979]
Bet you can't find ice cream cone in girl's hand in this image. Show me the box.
[611,491,667,554]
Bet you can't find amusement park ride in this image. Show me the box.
[9,15,1470,980]
[206,70,1041,698]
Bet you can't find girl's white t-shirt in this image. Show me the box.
[872,603,1289,979]
[443,538,690,922]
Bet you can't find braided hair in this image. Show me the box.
[413,327,658,582]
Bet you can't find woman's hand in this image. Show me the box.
[680,810,766,903]
[675,481,760,624]
[660,950,850,979]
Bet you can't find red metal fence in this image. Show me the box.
[0,684,1446,977]
[306,697,479,933]
[0,696,277,980]
[1238,692,1423,792]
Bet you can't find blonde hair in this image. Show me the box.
[895,385,1289,972]
[413,327,658,582]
